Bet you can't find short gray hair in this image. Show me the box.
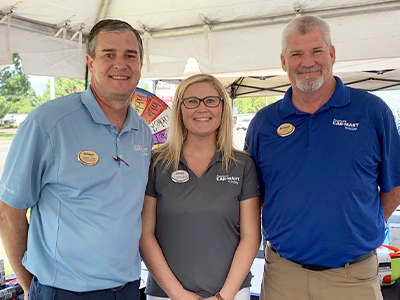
[281,15,332,54]
[87,19,143,63]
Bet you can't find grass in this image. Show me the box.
[0,131,16,140]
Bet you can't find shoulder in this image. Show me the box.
[255,100,281,118]
[232,150,250,161]
[231,150,256,168]
[346,86,386,108]
[346,87,392,118]
[250,100,282,130]
[26,92,84,132]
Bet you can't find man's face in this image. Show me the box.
[280,30,335,93]
[86,31,142,103]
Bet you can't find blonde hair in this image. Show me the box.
[153,74,239,171]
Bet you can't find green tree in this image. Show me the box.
[233,96,279,114]
[0,53,38,114]
[0,96,10,120]
[41,78,86,101]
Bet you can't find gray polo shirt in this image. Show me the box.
[144,151,260,297]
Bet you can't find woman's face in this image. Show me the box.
[181,81,223,139]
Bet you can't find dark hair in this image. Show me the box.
[87,19,143,63]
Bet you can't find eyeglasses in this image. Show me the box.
[181,96,223,109]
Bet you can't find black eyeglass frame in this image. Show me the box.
[181,96,224,109]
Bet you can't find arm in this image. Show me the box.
[381,186,400,221]
[213,196,261,300]
[0,199,32,296]
[139,195,202,300]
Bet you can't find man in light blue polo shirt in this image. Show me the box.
[0,19,152,300]
[245,15,400,300]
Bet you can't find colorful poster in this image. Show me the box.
[131,88,170,147]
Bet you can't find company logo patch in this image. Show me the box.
[216,175,240,185]
[332,119,360,131]
[134,145,149,156]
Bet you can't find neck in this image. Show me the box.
[292,77,336,114]
[183,134,217,155]
[91,87,130,132]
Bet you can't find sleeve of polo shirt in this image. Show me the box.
[378,100,400,192]
[145,155,157,198]
[240,154,261,201]
[244,117,265,198]
[0,117,53,209]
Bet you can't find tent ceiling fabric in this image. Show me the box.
[226,68,400,98]
[0,0,400,96]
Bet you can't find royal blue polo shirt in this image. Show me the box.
[0,87,153,291]
[245,77,400,268]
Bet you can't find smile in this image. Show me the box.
[110,75,129,80]
[194,117,211,121]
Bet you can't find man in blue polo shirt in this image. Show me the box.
[245,15,400,300]
[0,19,152,300]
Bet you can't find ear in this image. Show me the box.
[329,45,336,65]
[280,53,287,72]
[86,54,94,73]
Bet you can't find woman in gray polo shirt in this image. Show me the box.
[140,74,261,300]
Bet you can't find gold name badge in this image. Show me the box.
[277,123,295,137]
[77,150,99,166]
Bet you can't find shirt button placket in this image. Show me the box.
[309,115,317,147]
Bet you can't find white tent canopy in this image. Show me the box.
[1,0,400,96]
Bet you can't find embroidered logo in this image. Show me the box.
[133,145,149,156]
[332,119,360,131]
[1,183,15,195]
[216,175,240,185]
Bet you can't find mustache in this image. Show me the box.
[295,66,323,74]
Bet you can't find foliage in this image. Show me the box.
[233,96,278,114]
[41,78,85,101]
[0,54,43,114]
[0,96,10,120]
[0,54,36,105]
[0,55,85,117]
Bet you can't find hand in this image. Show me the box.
[173,290,202,300]
[202,297,217,300]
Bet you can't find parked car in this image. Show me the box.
[235,118,252,130]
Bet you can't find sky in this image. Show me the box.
[29,75,49,95]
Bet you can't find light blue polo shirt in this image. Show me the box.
[245,77,400,268]
[0,87,153,291]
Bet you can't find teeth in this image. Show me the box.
[111,76,128,80]
[195,118,210,121]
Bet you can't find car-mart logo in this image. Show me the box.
[333,119,359,131]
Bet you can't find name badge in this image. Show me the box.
[171,170,189,183]
[77,150,99,166]
[277,123,295,137]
